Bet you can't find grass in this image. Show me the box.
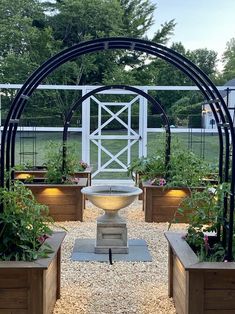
[14,130,220,179]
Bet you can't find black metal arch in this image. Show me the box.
[62,84,171,173]
[1,37,235,260]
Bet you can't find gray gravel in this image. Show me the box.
[53,200,187,314]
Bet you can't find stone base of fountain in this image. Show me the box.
[71,238,152,262]
[95,220,128,254]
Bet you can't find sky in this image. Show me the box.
[148,0,235,69]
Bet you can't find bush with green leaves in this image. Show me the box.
[166,149,212,187]
[44,141,80,184]
[128,145,213,188]
[127,154,165,180]
[0,181,53,261]
[175,183,230,262]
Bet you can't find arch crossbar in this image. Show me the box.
[62,84,171,174]
[1,37,235,260]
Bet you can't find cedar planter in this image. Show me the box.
[25,179,87,221]
[143,182,192,222]
[15,167,92,185]
[165,232,235,314]
[0,231,65,314]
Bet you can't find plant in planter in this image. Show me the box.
[127,150,166,182]
[174,184,230,261]
[165,183,235,314]
[14,142,91,184]
[142,146,213,222]
[0,180,53,261]
[24,142,88,221]
[0,180,65,313]
[44,141,79,184]
[127,152,166,200]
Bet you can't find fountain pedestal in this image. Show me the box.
[81,185,142,255]
[95,211,128,253]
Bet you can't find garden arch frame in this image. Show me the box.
[1,37,235,260]
[62,84,171,176]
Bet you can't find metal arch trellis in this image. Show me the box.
[62,84,171,178]
[1,37,235,260]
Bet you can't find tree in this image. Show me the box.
[187,48,218,79]
[0,0,61,117]
[222,38,235,80]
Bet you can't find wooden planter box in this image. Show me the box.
[0,231,65,314]
[15,167,92,186]
[143,182,192,222]
[165,232,235,314]
[25,179,87,221]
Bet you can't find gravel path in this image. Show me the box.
[53,200,187,314]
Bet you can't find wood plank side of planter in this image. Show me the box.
[25,181,87,221]
[143,184,191,222]
[0,232,65,314]
[165,232,235,314]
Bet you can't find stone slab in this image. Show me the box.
[71,238,152,262]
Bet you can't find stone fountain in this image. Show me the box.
[81,185,142,254]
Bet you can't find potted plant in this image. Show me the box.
[127,154,165,200]
[141,147,212,222]
[0,180,65,313]
[165,183,235,314]
[24,142,88,221]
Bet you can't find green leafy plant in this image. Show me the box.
[44,141,81,184]
[127,154,165,180]
[174,183,231,261]
[0,180,53,261]
[166,149,211,187]
[128,146,212,188]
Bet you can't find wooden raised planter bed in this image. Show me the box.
[142,182,192,222]
[0,231,65,314]
[165,232,235,314]
[25,179,87,221]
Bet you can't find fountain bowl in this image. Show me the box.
[81,185,142,211]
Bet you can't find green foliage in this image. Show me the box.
[0,0,60,83]
[169,97,202,116]
[0,180,53,261]
[127,154,165,179]
[187,48,218,79]
[167,149,210,187]
[129,140,211,188]
[44,141,80,184]
[222,38,235,80]
[177,183,230,262]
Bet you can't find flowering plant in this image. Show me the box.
[77,160,89,171]
[149,177,166,186]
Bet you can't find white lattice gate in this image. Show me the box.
[81,87,148,179]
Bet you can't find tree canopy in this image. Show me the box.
[0,0,231,121]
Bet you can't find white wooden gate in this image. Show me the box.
[81,87,148,178]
